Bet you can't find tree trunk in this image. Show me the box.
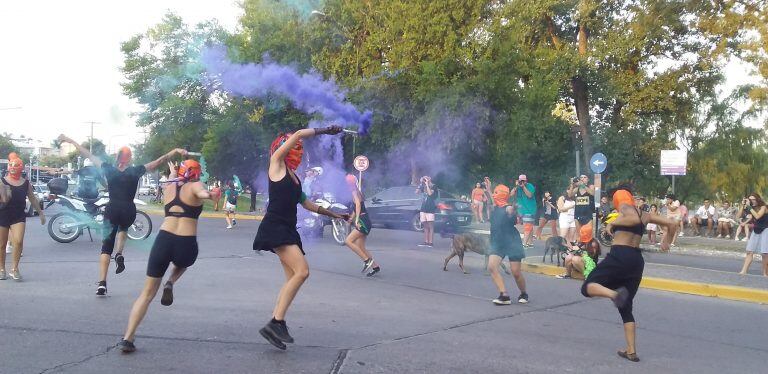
[571,75,593,166]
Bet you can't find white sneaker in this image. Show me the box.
[741,238,747,242]
[226,225,233,229]
[5,244,11,254]
[716,235,722,238]
[678,233,683,237]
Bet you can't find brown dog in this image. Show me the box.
[443,233,510,274]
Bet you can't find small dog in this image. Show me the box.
[543,236,569,266]
[443,233,510,275]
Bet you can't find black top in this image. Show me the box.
[612,207,646,236]
[77,166,101,199]
[2,178,28,211]
[102,164,146,202]
[164,183,203,219]
[264,172,304,227]
[542,196,558,217]
[574,189,593,217]
[420,185,437,213]
[753,208,768,234]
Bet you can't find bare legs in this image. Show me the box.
[0,223,25,275]
[423,221,434,245]
[740,251,756,275]
[100,231,127,282]
[585,283,637,355]
[272,245,309,321]
[123,277,162,342]
[345,229,378,268]
[488,256,526,296]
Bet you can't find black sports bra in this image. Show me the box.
[164,183,203,219]
[613,207,646,236]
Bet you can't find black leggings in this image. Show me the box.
[101,201,136,255]
[581,245,644,323]
[146,230,199,278]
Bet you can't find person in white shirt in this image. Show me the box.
[693,199,716,237]
[665,194,682,246]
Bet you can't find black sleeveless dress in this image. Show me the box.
[253,172,305,255]
[0,178,29,228]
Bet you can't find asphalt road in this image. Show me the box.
[1,214,766,373]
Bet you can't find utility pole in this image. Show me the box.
[83,121,100,154]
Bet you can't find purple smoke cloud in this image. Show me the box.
[201,45,372,134]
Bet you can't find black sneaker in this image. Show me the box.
[518,292,529,304]
[161,281,174,306]
[264,319,294,343]
[115,254,125,274]
[232,219,237,226]
[366,267,380,277]
[361,258,374,273]
[118,339,136,353]
[492,294,511,305]
[259,327,286,350]
[96,281,107,296]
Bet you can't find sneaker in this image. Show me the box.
[361,258,374,273]
[114,254,126,274]
[232,219,237,226]
[259,326,287,350]
[517,293,529,304]
[741,238,747,242]
[161,282,174,306]
[716,235,722,238]
[226,225,233,229]
[0,269,6,280]
[264,319,294,343]
[118,339,136,353]
[417,242,429,247]
[492,294,511,305]
[555,274,571,279]
[426,243,433,248]
[9,269,21,281]
[5,244,11,254]
[366,267,380,277]
[96,281,107,296]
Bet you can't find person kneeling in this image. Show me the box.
[557,225,600,280]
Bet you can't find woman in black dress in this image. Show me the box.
[253,126,348,350]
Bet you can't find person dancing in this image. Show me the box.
[59,134,187,296]
[252,126,348,350]
[0,155,45,281]
[118,160,211,353]
[581,188,676,362]
[487,187,528,305]
[343,174,380,276]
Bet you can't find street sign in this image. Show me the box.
[660,150,687,176]
[590,153,607,174]
[353,155,369,172]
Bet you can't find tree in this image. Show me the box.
[0,133,18,159]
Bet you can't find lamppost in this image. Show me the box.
[83,121,101,154]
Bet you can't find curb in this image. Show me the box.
[521,257,768,305]
[144,209,264,221]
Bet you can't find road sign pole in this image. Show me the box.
[594,173,601,240]
[672,175,675,194]
[358,170,362,191]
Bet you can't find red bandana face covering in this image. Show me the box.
[117,146,132,168]
[7,158,23,180]
[270,134,303,171]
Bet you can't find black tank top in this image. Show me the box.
[2,178,28,210]
[264,172,303,226]
[574,189,593,217]
[753,209,768,234]
[613,207,646,236]
[164,183,203,219]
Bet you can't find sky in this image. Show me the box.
[0,0,243,153]
[0,1,762,156]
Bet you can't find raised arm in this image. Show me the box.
[301,198,349,220]
[145,148,187,172]
[192,182,212,200]
[58,134,102,168]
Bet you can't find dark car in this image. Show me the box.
[365,186,472,231]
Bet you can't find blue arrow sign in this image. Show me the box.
[590,153,607,174]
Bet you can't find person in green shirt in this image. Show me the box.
[511,174,537,248]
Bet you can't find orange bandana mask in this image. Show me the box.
[270,134,303,171]
[7,157,23,180]
[117,146,132,168]
[579,224,593,243]
[613,189,634,209]
[178,159,201,181]
[492,184,510,207]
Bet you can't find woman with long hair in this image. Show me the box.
[0,154,45,281]
[557,187,577,243]
[581,188,676,362]
[738,193,767,276]
[252,126,348,350]
[535,190,559,240]
[344,174,380,276]
[118,159,210,352]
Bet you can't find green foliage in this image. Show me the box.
[0,134,18,159]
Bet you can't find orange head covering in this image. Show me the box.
[613,189,634,209]
[270,133,303,171]
[117,146,132,168]
[8,152,19,160]
[492,184,510,207]
[7,156,23,180]
[579,224,593,243]
[177,159,201,181]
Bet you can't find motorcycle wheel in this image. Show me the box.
[331,219,348,246]
[598,230,613,247]
[127,211,153,240]
[48,212,82,243]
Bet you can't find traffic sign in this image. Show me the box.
[660,150,687,176]
[353,155,369,172]
[590,153,607,174]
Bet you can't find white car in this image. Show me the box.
[138,185,157,196]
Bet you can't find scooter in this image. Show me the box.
[298,192,349,245]
[46,178,153,243]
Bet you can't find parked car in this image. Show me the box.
[138,185,157,196]
[364,186,472,231]
[33,184,50,202]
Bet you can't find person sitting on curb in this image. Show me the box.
[556,224,601,280]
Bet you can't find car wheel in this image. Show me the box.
[411,214,424,232]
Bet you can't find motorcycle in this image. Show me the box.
[298,192,349,246]
[45,179,153,243]
[598,211,619,247]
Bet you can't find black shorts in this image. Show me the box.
[146,230,199,278]
[575,216,592,225]
[0,207,26,228]
[356,213,372,236]
[104,201,136,232]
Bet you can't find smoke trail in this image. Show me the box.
[199,155,210,183]
[200,45,372,134]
